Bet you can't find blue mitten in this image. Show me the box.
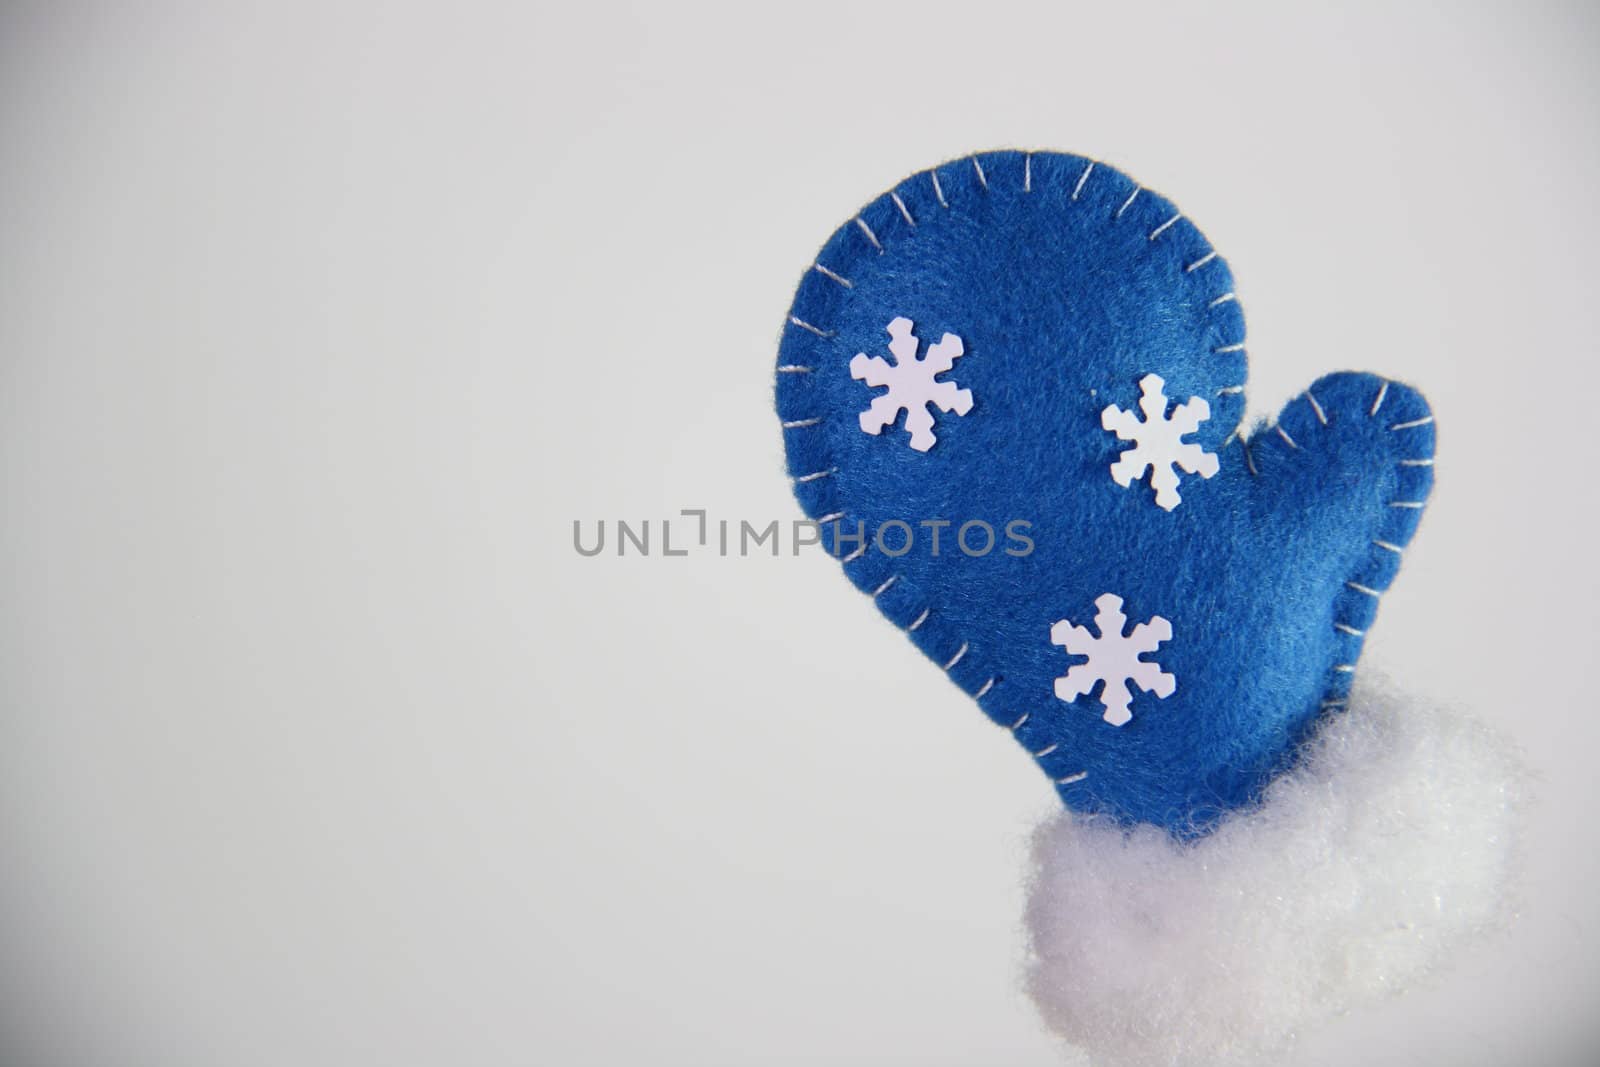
[775,151,1435,834]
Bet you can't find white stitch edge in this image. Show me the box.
[1115,187,1141,218]
[1024,153,1032,192]
[872,575,899,597]
[854,216,882,251]
[1010,712,1030,730]
[972,155,988,189]
[1214,342,1247,353]
[974,676,996,699]
[890,192,916,227]
[1321,530,1397,721]
[1306,390,1328,425]
[1276,425,1299,449]
[781,417,822,429]
[1390,415,1433,431]
[1032,742,1059,757]
[813,262,853,288]
[776,365,813,374]
[1389,500,1427,509]
[1071,161,1095,201]
[1241,439,1258,476]
[794,468,836,482]
[1056,771,1088,785]
[788,316,833,337]
[908,607,930,631]
[815,511,844,524]
[1209,292,1237,308]
[943,642,969,670]
[841,543,866,564]
[1149,213,1182,240]
[1184,250,1218,272]
[1217,385,1245,395]
[930,169,948,208]
[1369,380,1390,416]
[1399,458,1434,466]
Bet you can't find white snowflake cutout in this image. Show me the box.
[1101,373,1219,510]
[1051,593,1176,727]
[850,317,973,452]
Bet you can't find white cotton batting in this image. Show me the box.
[1024,680,1524,1067]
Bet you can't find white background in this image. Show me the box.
[2,2,1597,1064]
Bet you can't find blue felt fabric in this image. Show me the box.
[775,151,1435,835]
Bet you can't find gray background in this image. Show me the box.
[2,2,1596,1064]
